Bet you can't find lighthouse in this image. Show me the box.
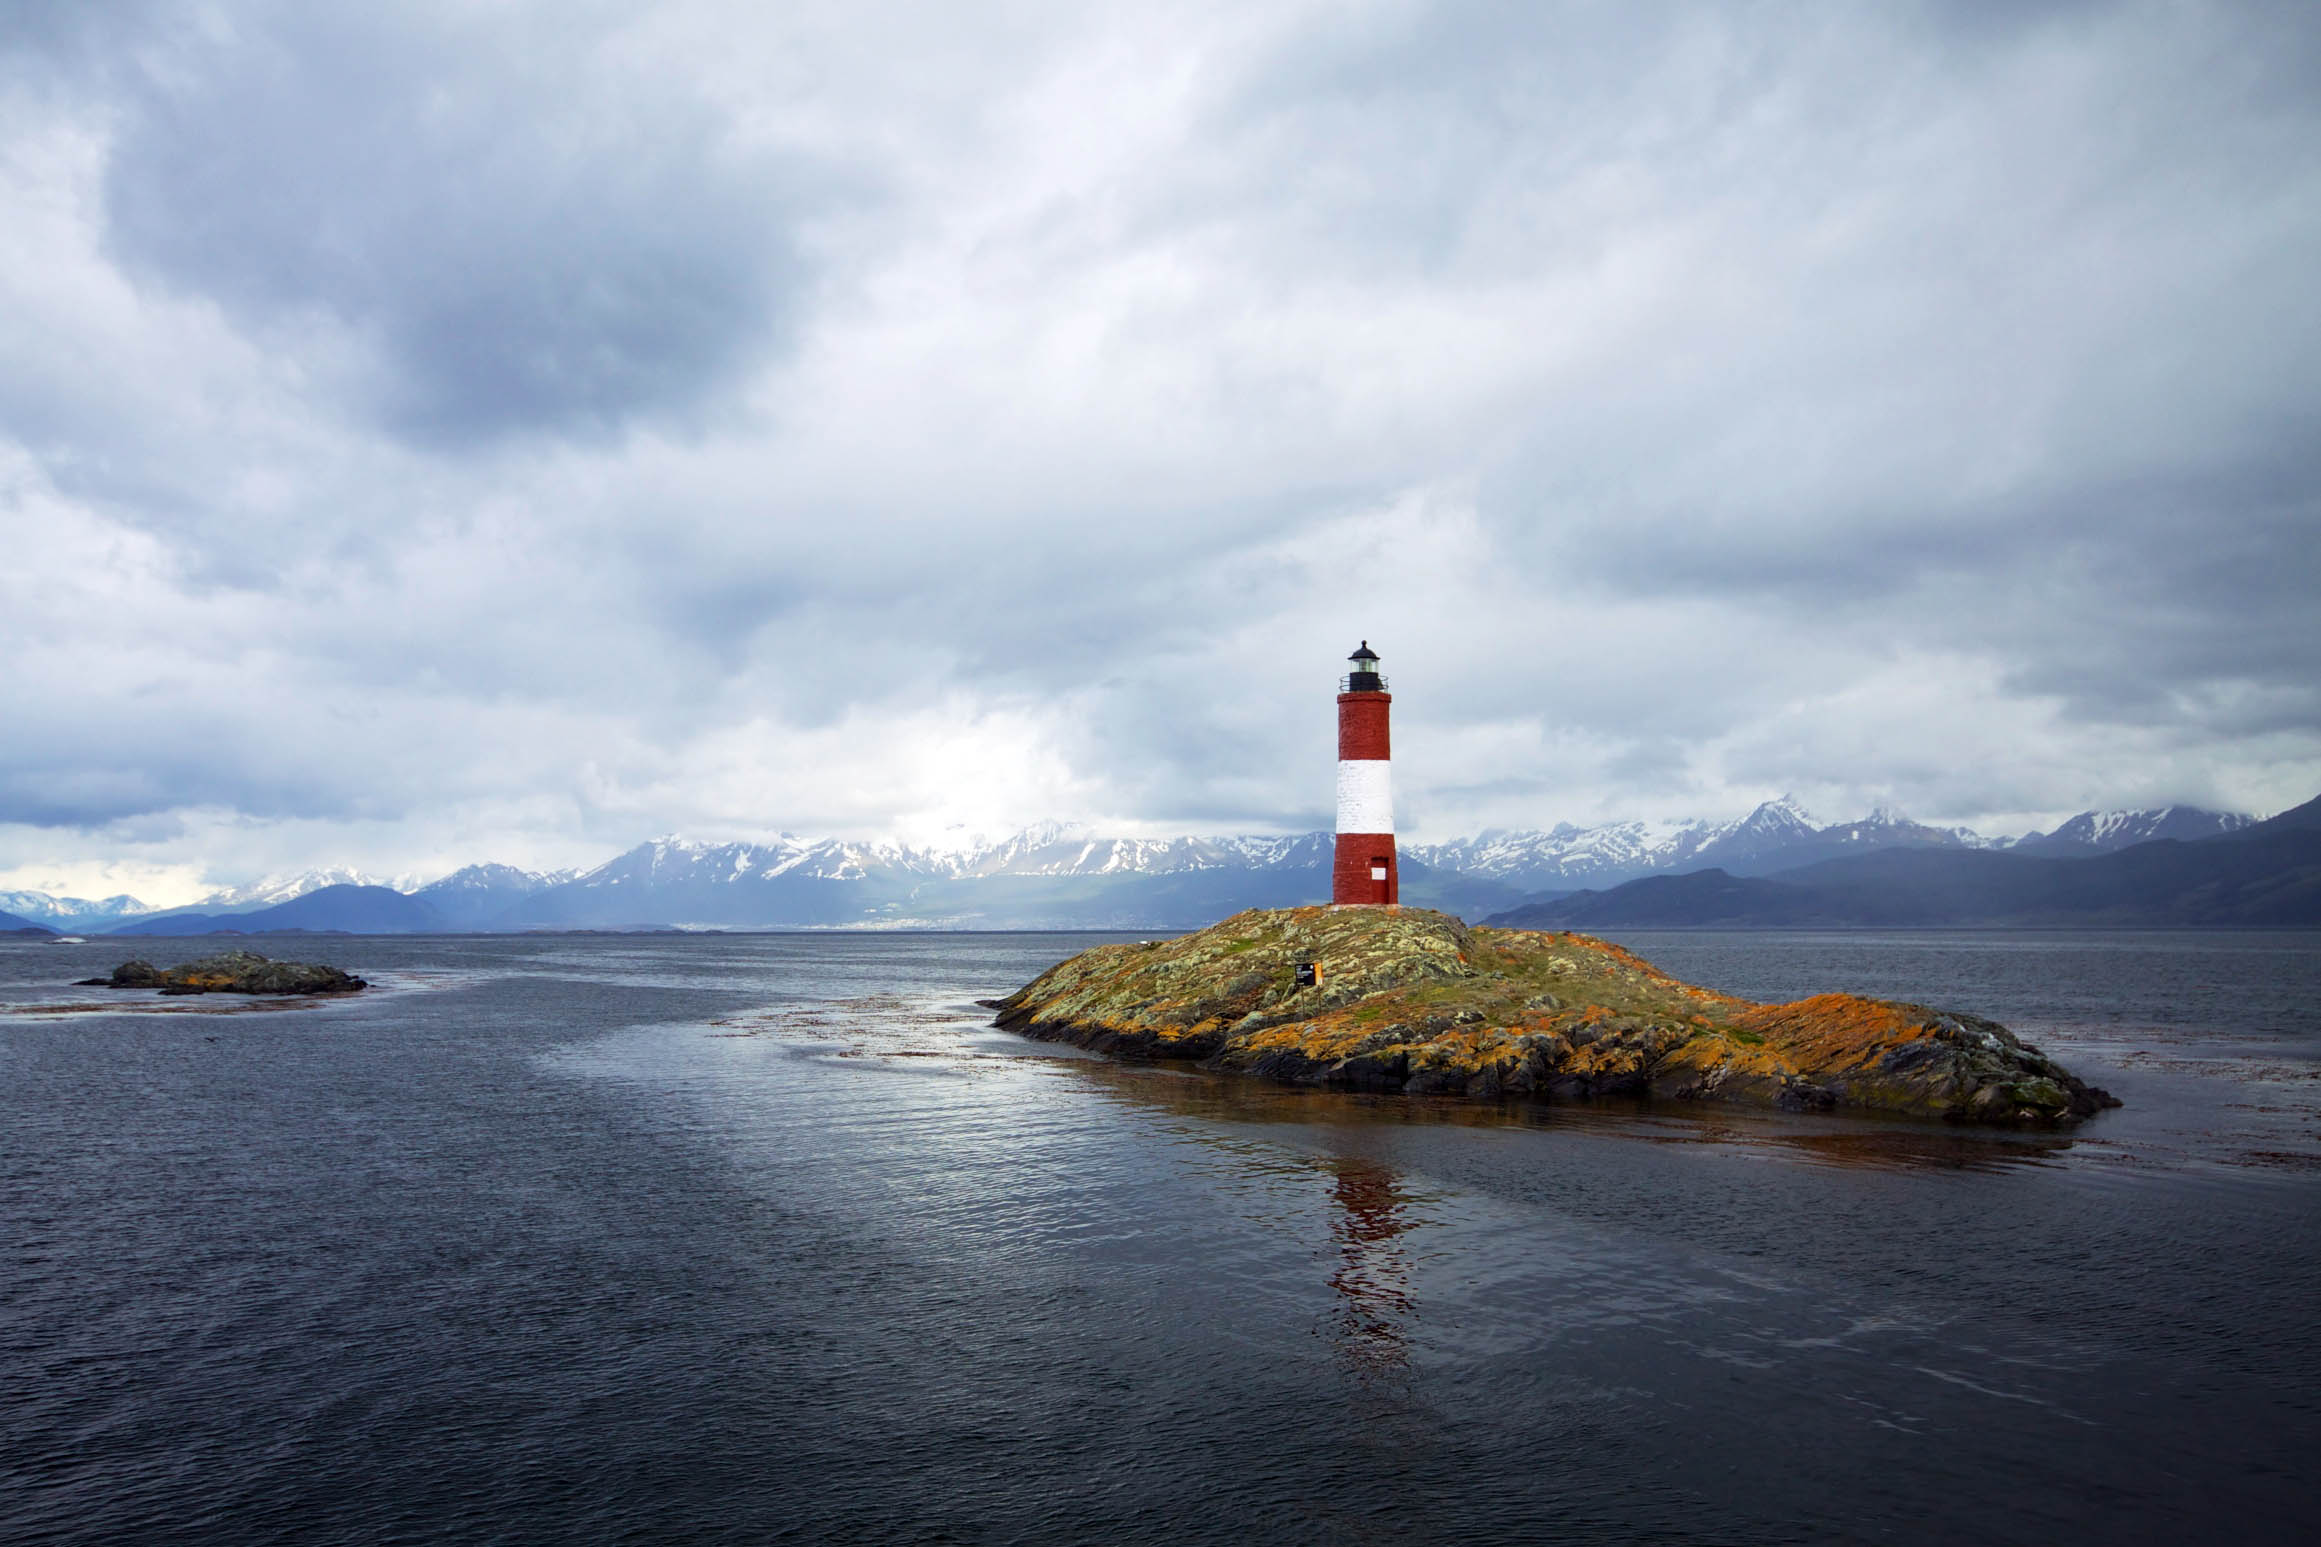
[1333,641,1398,905]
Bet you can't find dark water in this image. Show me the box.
[2,930,2316,1545]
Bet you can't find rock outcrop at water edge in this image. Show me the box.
[992,907,2118,1125]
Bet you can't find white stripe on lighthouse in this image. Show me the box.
[1335,759,1394,834]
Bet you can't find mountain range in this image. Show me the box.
[0,800,2296,935]
[1402,798,2252,889]
[1484,795,2321,930]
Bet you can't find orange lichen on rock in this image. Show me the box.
[1735,995,1930,1071]
[992,907,2118,1126]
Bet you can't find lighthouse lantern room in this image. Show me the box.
[1333,640,1398,906]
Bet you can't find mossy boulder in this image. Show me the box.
[993,907,2118,1126]
[81,950,367,996]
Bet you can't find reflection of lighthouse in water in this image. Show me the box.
[1326,1155,1417,1380]
[1333,641,1398,905]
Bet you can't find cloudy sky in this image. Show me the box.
[4,0,2318,903]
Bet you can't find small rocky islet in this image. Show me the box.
[77,949,368,997]
[994,906,2119,1125]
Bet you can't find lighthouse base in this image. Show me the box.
[1331,833,1399,906]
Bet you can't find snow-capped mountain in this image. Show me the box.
[500,797,2068,930]
[1812,806,1994,849]
[497,829,1371,930]
[537,829,1338,896]
[585,835,956,886]
[1709,805,2000,873]
[0,890,159,928]
[2007,806,2255,856]
[958,824,1326,878]
[494,799,2074,929]
[196,867,428,913]
[1688,795,1824,865]
[418,863,575,894]
[414,863,577,930]
[1407,818,1720,889]
[1405,796,1993,890]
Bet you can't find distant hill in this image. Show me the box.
[1486,811,2321,929]
[110,885,446,936]
[108,911,242,936]
[1491,870,1829,928]
[1,907,56,936]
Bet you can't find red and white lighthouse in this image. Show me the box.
[1333,641,1398,905]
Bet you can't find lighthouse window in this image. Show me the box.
[1371,863,1388,881]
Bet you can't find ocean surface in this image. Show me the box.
[2,928,2316,1545]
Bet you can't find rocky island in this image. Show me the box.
[78,949,368,996]
[993,907,2118,1125]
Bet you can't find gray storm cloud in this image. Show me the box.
[98,5,809,447]
[1,0,2318,899]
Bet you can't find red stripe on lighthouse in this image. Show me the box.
[1337,693,1391,761]
[1332,835,1398,905]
